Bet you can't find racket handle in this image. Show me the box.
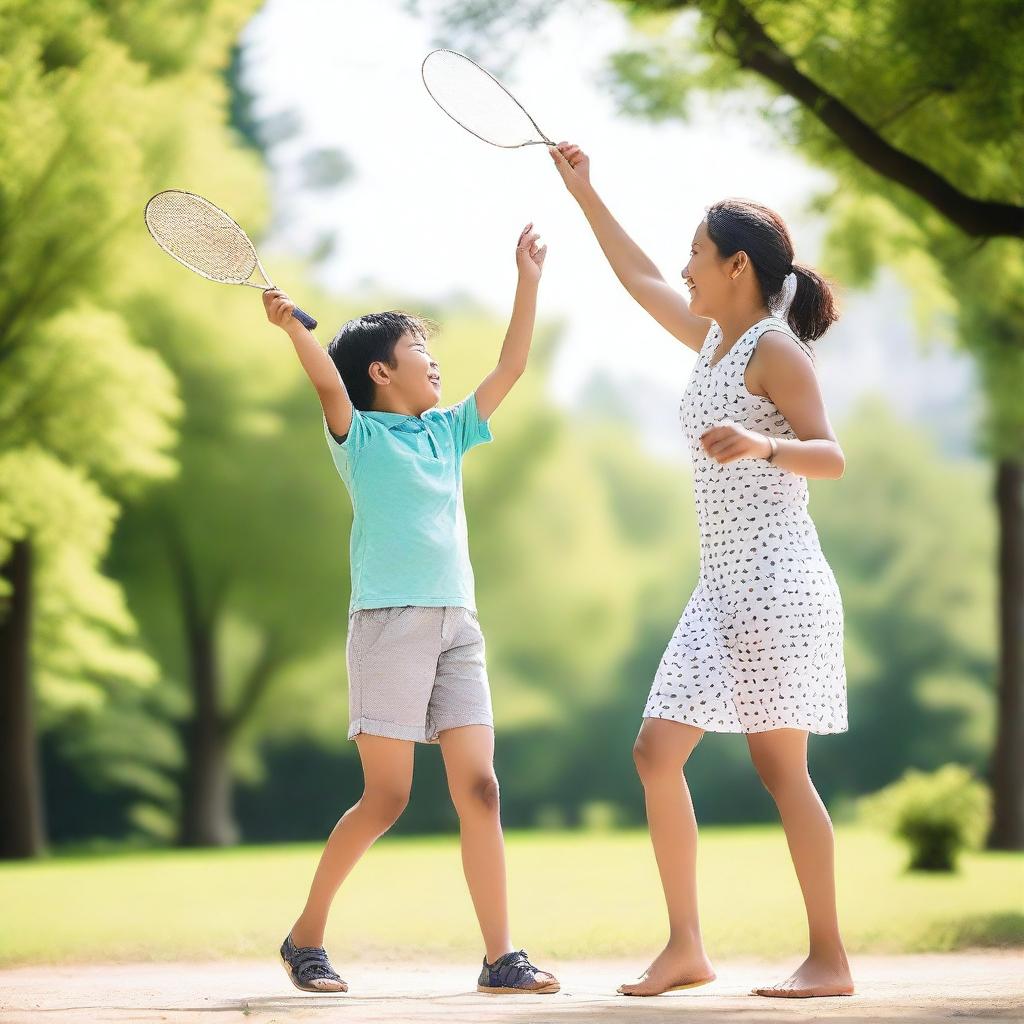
[291,306,318,331]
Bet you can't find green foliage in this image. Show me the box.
[611,0,1023,200]
[859,764,992,872]
[1,305,180,490]
[0,449,156,718]
[0,0,260,834]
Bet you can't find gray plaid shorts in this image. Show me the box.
[346,606,493,743]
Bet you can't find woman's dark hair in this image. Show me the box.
[327,311,437,410]
[704,199,838,341]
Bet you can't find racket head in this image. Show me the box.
[144,189,263,286]
[421,49,552,149]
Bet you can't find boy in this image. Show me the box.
[262,224,557,995]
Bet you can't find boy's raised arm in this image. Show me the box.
[475,224,547,422]
[263,289,353,439]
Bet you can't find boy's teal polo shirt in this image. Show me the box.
[324,393,492,613]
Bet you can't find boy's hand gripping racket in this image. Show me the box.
[144,189,317,330]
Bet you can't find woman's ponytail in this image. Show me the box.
[705,199,840,343]
[788,263,839,342]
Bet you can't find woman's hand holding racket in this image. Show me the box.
[549,141,591,197]
[516,222,547,285]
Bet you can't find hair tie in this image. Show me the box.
[772,271,799,318]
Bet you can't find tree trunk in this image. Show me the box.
[0,540,46,858]
[989,458,1024,849]
[179,619,237,847]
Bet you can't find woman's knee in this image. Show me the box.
[633,732,681,784]
[752,753,809,797]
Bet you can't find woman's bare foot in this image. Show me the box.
[752,954,854,998]
[617,942,715,997]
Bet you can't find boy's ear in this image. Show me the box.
[368,361,390,386]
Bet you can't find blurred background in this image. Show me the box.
[0,0,1021,964]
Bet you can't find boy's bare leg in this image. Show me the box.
[747,729,853,997]
[438,724,513,964]
[290,735,414,947]
[620,717,715,995]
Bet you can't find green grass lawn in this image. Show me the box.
[0,826,1020,966]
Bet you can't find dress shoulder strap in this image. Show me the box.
[701,321,721,357]
[750,316,815,361]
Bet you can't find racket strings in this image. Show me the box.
[421,49,550,149]
[145,192,258,284]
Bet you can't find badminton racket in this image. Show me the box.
[144,189,317,330]
[421,49,554,149]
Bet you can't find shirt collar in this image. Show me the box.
[364,410,427,432]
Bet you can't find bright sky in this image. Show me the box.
[241,0,977,460]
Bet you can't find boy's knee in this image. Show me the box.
[454,773,500,816]
[361,787,410,832]
[474,774,501,812]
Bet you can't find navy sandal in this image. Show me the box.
[280,934,348,993]
[477,949,560,994]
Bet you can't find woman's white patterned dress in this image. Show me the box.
[644,316,848,734]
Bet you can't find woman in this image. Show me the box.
[549,142,853,1000]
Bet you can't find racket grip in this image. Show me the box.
[291,306,318,331]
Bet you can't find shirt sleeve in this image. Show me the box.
[444,392,493,456]
[323,407,375,482]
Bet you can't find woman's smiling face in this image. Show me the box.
[681,220,735,319]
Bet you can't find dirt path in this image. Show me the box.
[1,951,1020,1023]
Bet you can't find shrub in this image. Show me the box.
[858,764,991,872]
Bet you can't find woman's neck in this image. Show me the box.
[714,303,774,350]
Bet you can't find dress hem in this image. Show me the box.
[642,709,849,736]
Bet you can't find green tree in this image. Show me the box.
[432,0,1024,847]
[0,0,238,857]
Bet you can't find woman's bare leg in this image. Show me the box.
[746,728,853,997]
[619,717,715,996]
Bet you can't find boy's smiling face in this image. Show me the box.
[369,330,441,416]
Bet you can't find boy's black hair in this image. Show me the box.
[327,311,437,410]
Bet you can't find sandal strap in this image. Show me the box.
[483,949,549,988]
[282,937,342,983]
